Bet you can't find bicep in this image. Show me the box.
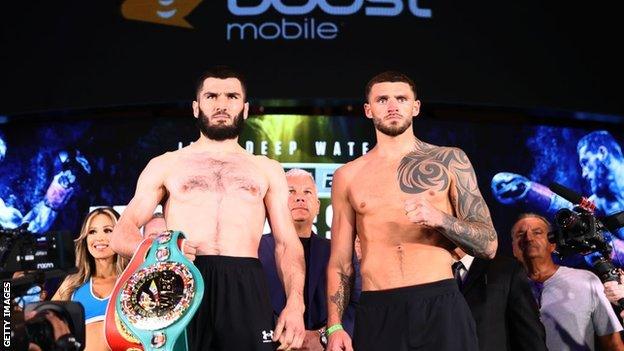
[264,162,296,245]
[450,149,493,224]
[591,278,624,336]
[598,333,624,349]
[121,159,167,227]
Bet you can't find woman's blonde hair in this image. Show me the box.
[55,207,128,300]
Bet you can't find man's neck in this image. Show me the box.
[193,134,242,152]
[452,248,467,260]
[524,257,559,283]
[294,222,313,238]
[372,129,418,158]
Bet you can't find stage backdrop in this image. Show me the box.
[1,1,622,116]
[1,112,622,267]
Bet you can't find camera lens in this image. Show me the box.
[555,208,588,236]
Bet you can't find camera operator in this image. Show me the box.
[511,213,624,351]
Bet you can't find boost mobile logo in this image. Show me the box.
[226,0,432,41]
[228,0,432,17]
[122,0,202,28]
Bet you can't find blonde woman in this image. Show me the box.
[52,207,127,351]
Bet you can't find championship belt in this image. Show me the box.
[115,231,204,351]
[105,237,154,351]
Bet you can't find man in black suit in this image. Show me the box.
[259,168,357,350]
[453,247,548,351]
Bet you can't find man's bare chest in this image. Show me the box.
[350,152,455,213]
[165,156,267,199]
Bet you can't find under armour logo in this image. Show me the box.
[261,330,274,343]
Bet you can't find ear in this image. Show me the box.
[364,102,373,119]
[192,100,199,118]
[412,100,421,118]
[547,242,557,254]
[243,102,249,120]
[597,145,609,161]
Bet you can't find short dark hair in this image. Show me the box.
[195,65,248,100]
[577,130,623,159]
[365,71,417,101]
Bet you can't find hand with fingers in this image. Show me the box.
[300,330,325,351]
[181,239,199,261]
[326,328,353,351]
[273,303,305,350]
[604,271,624,308]
[404,196,446,229]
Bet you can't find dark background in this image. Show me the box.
[1,1,623,116]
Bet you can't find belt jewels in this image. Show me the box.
[115,231,204,351]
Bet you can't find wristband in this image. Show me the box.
[326,323,343,336]
[318,327,328,347]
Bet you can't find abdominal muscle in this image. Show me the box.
[358,221,455,291]
[86,321,109,351]
[164,196,267,257]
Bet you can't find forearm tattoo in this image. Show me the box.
[398,142,497,257]
[330,272,353,318]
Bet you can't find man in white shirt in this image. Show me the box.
[511,213,624,351]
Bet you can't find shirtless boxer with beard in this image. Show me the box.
[111,66,305,351]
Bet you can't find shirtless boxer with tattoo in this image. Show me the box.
[110,66,305,351]
[326,71,498,351]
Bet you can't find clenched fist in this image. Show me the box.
[404,197,446,228]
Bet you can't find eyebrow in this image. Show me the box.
[287,186,315,192]
[375,94,409,100]
[203,91,242,97]
[89,225,114,230]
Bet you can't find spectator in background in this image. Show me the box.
[142,211,166,239]
[53,207,128,351]
[453,246,547,351]
[259,169,357,350]
[511,213,623,351]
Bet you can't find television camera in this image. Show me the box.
[548,182,624,308]
[1,225,85,350]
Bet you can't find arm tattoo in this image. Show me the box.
[398,143,497,257]
[329,272,353,318]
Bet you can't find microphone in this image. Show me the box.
[549,182,596,212]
